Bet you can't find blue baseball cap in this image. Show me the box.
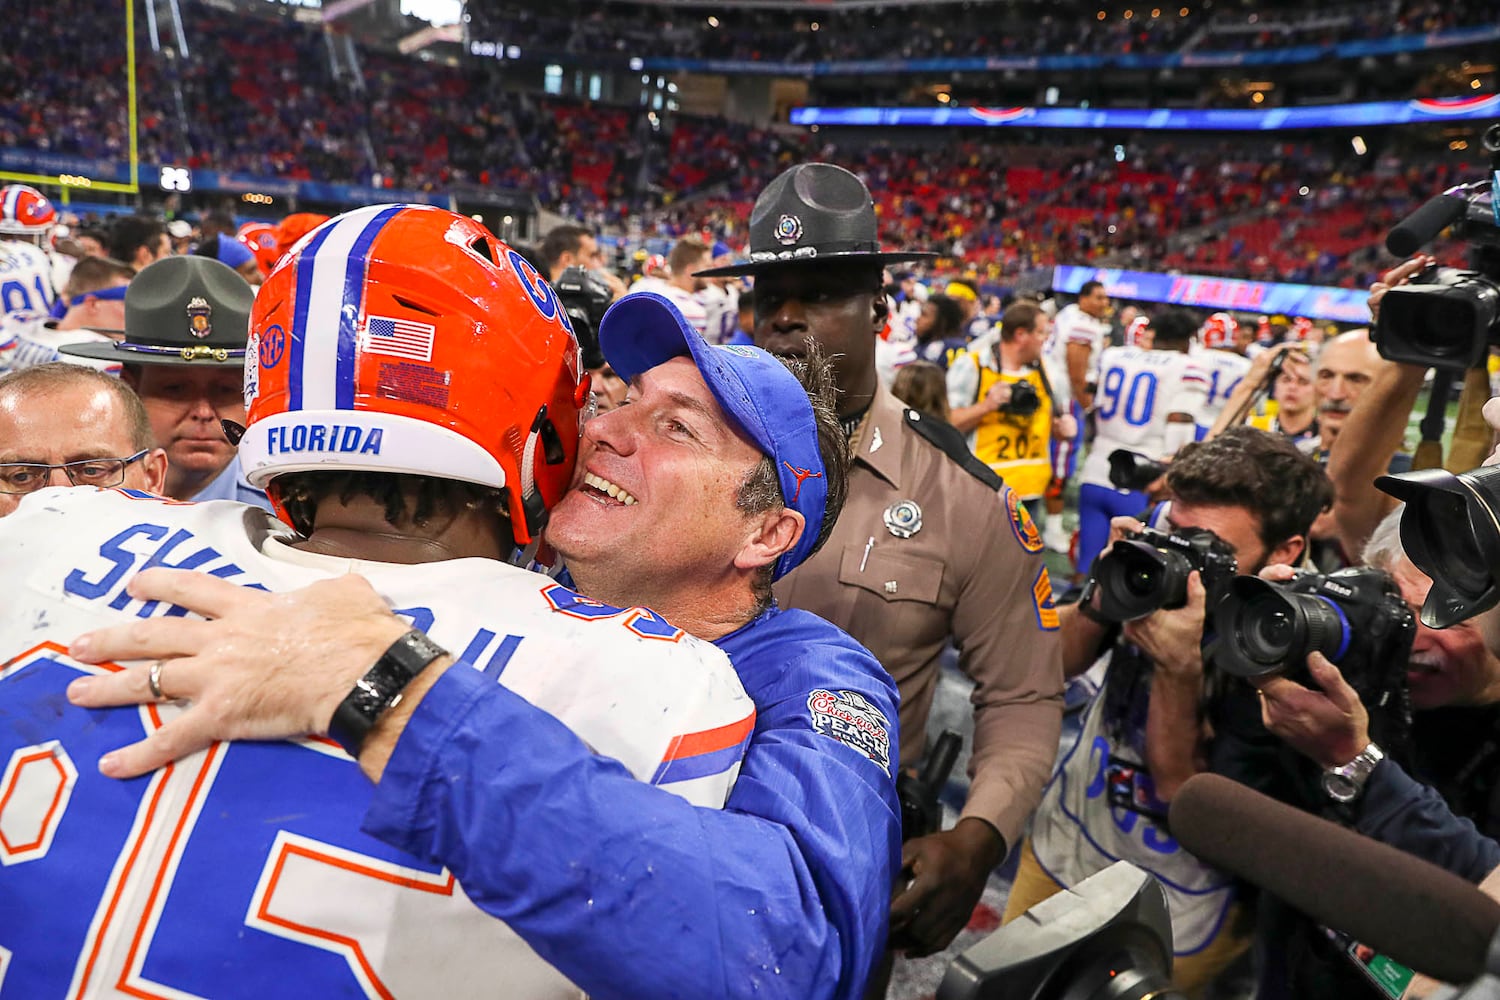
[598,291,827,581]
[192,233,255,271]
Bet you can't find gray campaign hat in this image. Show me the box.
[59,255,252,368]
[695,162,937,278]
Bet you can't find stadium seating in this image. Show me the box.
[0,0,1477,289]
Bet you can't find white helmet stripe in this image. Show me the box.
[294,204,404,411]
[2,186,21,221]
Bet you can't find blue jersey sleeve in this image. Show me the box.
[362,625,901,1000]
[1355,758,1500,883]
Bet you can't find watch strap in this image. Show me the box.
[1323,742,1385,802]
[327,629,449,759]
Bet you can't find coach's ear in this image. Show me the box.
[871,293,888,336]
[734,506,804,575]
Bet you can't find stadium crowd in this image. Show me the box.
[4,143,1500,999]
[0,0,1478,292]
[465,0,1497,65]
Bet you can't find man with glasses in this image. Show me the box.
[0,362,167,516]
[59,254,269,510]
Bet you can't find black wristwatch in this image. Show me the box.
[327,629,449,758]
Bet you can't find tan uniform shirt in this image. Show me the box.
[775,383,1064,849]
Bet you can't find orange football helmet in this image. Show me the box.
[1200,311,1239,350]
[0,184,57,240]
[239,204,586,543]
[237,222,282,277]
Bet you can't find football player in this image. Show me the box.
[1041,280,1110,552]
[0,205,756,998]
[1075,308,1209,574]
[1193,310,1253,427]
[0,184,59,318]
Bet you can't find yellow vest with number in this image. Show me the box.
[968,356,1053,499]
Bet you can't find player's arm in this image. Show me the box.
[1325,360,1426,559]
[1163,367,1209,456]
[1065,341,1093,409]
[68,569,897,1000]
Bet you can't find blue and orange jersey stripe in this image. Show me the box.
[650,711,756,785]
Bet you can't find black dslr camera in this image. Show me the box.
[1000,379,1041,418]
[552,265,614,370]
[1376,122,1500,370]
[1089,526,1238,622]
[1108,449,1170,493]
[1212,568,1416,700]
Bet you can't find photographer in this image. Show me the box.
[1005,427,1332,996]
[1254,507,1500,876]
[1239,505,1500,999]
[947,301,1076,519]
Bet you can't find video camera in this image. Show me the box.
[552,265,614,370]
[1087,526,1238,623]
[1212,567,1415,697]
[1375,123,1500,370]
[936,861,1184,1000]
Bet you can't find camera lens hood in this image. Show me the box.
[1094,540,1191,622]
[1377,467,1500,628]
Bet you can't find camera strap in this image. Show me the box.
[1028,357,1062,411]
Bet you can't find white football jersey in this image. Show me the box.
[1030,663,1238,957]
[0,311,119,375]
[1191,345,1253,426]
[1044,303,1111,408]
[0,240,56,317]
[0,488,753,999]
[697,282,739,345]
[1081,346,1209,489]
[626,277,708,337]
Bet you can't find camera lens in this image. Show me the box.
[1247,608,1296,661]
[1214,577,1350,680]
[1125,567,1158,597]
[1411,490,1491,597]
[1093,542,1191,622]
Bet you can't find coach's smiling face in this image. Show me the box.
[545,356,800,634]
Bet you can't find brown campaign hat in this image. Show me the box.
[59,255,252,368]
[695,162,937,278]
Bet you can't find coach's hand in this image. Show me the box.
[65,568,410,779]
[887,818,1004,958]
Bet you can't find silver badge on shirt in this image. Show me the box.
[883,500,922,538]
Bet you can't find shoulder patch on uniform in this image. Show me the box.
[807,689,892,771]
[1032,566,1060,631]
[903,407,1005,491]
[1004,487,1044,553]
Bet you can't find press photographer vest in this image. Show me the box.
[961,352,1053,499]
